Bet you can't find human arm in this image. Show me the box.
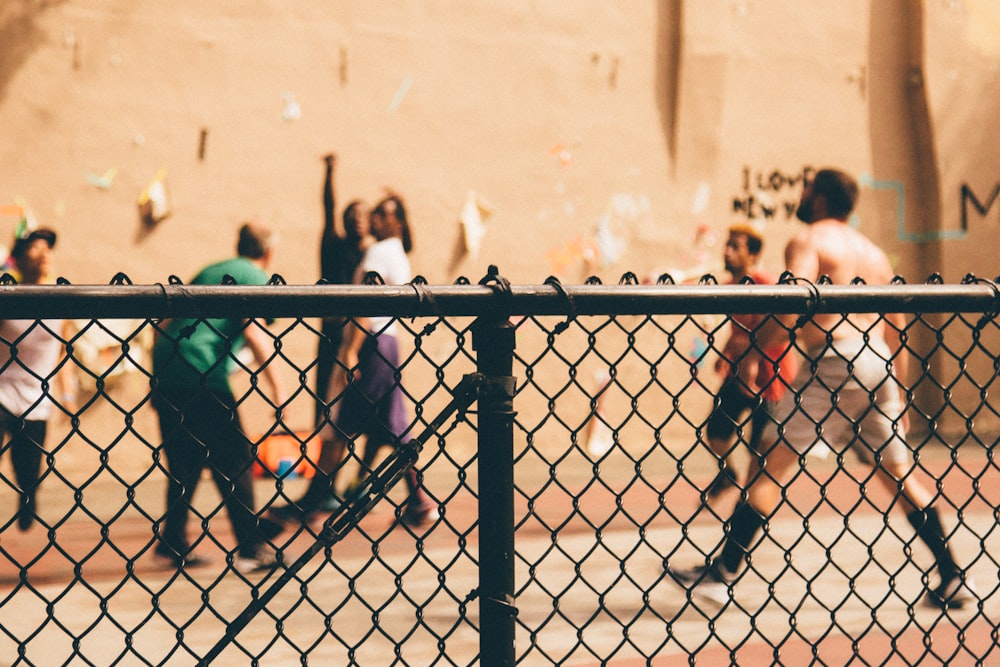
[329,317,370,396]
[322,153,337,242]
[56,320,80,415]
[243,319,289,420]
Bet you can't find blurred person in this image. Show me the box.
[0,228,77,531]
[315,153,373,428]
[668,168,975,610]
[275,191,436,527]
[151,222,288,572]
[702,223,797,498]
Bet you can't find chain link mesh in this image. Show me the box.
[0,279,996,664]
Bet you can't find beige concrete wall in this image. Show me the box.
[2,1,997,284]
[1,1,997,439]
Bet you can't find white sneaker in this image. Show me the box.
[234,549,280,574]
[924,574,977,610]
[666,563,734,608]
[398,503,440,528]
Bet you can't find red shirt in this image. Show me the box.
[724,269,798,402]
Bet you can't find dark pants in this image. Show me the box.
[314,319,346,425]
[153,385,263,558]
[705,376,776,454]
[0,404,47,513]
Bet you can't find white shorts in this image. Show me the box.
[761,338,910,466]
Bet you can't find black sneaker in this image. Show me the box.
[269,503,312,524]
[924,573,977,610]
[665,563,734,608]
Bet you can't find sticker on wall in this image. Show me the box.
[459,190,492,260]
[85,167,117,190]
[137,168,172,237]
[281,92,301,122]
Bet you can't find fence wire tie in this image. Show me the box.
[544,275,576,334]
[362,270,386,286]
[778,271,821,331]
[655,273,678,285]
[478,264,511,295]
[408,276,441,334]
[961,273,1000,330]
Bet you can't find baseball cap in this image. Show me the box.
[727,221,764,243]
[11,228,57,259]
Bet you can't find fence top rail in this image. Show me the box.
[0,280,997,319]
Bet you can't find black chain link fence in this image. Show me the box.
[0,272,997,665]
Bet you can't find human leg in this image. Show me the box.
[875,459,971,608]
[848,341,972,608]
[314,322,344,426]
[667,436,799,606]
[198,390,277,560]
[669,357,814,605]
[7,416,47,531]
[704,378,757,497]
[281,335,392,515]
[271,431,348,521]
[398,467,438,527]
[152,390,209,562]
[718,438,798,569]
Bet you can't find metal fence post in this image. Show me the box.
[473,313,518,667]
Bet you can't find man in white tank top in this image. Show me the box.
[0,228,77,530]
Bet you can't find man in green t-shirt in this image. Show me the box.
[152,222,288,573]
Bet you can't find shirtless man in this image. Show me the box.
[667,168,975,610]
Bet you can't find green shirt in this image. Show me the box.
[152,256,269,393]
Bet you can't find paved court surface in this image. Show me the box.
[1,444,998,665]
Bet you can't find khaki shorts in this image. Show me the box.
[760,338,910,466]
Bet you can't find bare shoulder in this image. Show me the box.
[784,226,822,279]
[856,231,894,283]
[838,222,893,283]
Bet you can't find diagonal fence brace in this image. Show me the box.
[200,372,485,665]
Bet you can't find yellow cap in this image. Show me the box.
[727,221,764,243]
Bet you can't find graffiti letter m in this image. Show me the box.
[962,183,1000,230]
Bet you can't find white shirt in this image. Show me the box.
[357,237,411,336]
[0,319,65,419]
